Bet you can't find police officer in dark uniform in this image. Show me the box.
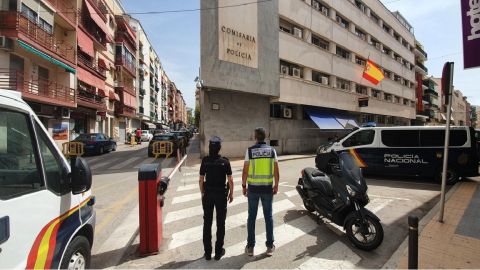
[199,136,234,261]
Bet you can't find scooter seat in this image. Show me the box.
[303,167,334,197]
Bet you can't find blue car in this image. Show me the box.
[74,133,117,155]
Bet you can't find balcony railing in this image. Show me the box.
[0,11,76,64]
[114,84,136,96]
[415,44,428,59]
[45,0,77,26]
[0,68,75,107]
[77,53,106,78]
[139,88,145,96]
[86,0,108,21]
[139,106,144,114]
[424,88,439,97]
[416,61,428,73]
[77,89,106,110]
[79,13,108,47]
[115,104,136,118]
[115,55,136,77]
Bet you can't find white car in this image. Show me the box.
[141,130,153,141]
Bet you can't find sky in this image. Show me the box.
[121,0,480,108]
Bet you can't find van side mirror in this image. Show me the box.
[71,157,92,195]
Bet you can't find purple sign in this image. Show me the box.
[461,0,480,69]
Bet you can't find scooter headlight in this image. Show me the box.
[346,185,356,197]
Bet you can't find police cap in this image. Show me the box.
[209,136,222,146]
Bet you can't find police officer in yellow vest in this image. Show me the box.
[242,127,280,257]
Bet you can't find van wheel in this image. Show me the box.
[60,235,91,270]
[436,168,459,185]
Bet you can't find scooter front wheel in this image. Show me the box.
[345,215,383,251]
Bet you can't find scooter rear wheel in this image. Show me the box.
[345,215,383,251]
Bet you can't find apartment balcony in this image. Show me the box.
[115,104,136,118]
[0,68,75,107]
[86,0,108,22]
[414,44,428,60]
[0,11,76,65]
[114,84,136,96]
[415,61,428,75]
[150,96,157,103]
[424,88,439,97]
[139,106,144,114]
[115,55,136,77]
[139,88,146,97]
[45,0,77,27]
[77,53,106,79]
[77,88,106,111]
[115,16,136,52]
[155,86,160,92]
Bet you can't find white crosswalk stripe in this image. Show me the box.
[167,199,295,250]
[109,157,143,170]
[176,174,243,192]
[297,241,361,269]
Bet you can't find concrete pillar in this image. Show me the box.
[303,67,313,81]
[330,43,336,54]
[366,34,372,44]
[379,19,384,28]
[350,81,357,93]
[367,87,373,96]
[330,9,336,21]
[303,28,312,43]
[349,23,355,34]
[330,76,337,88]
[351,52,357,64]
[366,7,371,17]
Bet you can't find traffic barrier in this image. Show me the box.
[408,215,419,269]
[151,141,174,159]
[62,142,84,158]
[137,154,188,256]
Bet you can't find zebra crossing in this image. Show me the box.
[144,168,399,269]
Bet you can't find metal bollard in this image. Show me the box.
[138,163,163,256]
[408,215,419,269]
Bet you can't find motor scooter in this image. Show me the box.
[296,151,383,251]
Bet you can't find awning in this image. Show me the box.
[109,91,120,101]
[18,40,76,74]
[305,108,345,130]
[336,116,359,129]
[440,113,454,121]
[77,66,105,90]
[98,58,108,70]
[123,91,136,108]
[84,0,111,38]
[77,28,94,57]
[97,89,107,97]
[144,122,156,129]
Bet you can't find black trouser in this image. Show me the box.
[202,189,227,255]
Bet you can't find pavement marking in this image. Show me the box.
[177,171,243,184]
[171,192,201,204]
[176,177,242,192]
[133,158,157,168]
[164,196,249,224]
[366,198,394,213]
[184,215,319,269]
[95,187,138,234]
[297,241,361,269]
[167,199,295,250]
[285,189,299,197]
[109,157,143,170]
[90,161,113,170]
[369,194,411,201]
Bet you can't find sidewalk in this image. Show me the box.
[394,177,480,269]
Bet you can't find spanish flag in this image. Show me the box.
[363,59,384,85]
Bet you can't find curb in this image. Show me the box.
[278,155,316,162]
[382,182,462,269]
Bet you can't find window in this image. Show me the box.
[280,60,303,78]
[394,74,401,83]
[354,0,365,12]
[35,122,67,195]
[383,23,391,34]
[371,89,381,99]
[356,84,368,95]
[387,116,395,125]
[336,14,349,29]
[383,46,392,55]
[382,130,420,147]
[403,99,409,106]
[370,12,379,24]
[384,69,392,78]
[361,114,375,123]
[394,96,400,103]
[355,28,366,41]
[342,130,375,147]
[38,18,53,34]
[377,115,385,124]
[21,3,38,22]
[336,78,351,91]
[371,38,381,50]
[384,93,393,102]
[419,130,468,147]
[0,110,44,200]
[312,71,329,85]
[279,19,302,39]
[312,34,329,50]
[355,55,366,66]
[336,46,350,60]
[394,32,401,42]
[312,0,329,16]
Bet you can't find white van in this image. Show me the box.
[0,91,95,269]
[316,126,479,184]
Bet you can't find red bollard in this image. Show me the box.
[138,163,163,256]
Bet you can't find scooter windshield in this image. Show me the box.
[338,152,363,185]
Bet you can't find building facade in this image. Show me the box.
[200,0,421,157]
[0,0,187,147]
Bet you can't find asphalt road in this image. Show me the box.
[115,143,444,269]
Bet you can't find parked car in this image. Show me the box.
[74,133,117,155]
[172,131,190,145]
[148,134,178,157]
[141,130,153,141]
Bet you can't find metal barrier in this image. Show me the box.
[151,141,174,159]
[62,142,84,158]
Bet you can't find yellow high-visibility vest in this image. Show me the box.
[247,144,275,187]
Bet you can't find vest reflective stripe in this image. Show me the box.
[247,157,274,186]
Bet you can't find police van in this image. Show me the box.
[0,91,95,269]
[316,126,479,184]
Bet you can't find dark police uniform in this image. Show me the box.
[200,153,232,258]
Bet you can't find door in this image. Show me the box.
[37,66,49,97]
[0,109,78,268]
[9,55,24,91]
[119,122,126,143]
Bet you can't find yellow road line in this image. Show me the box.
[95,187,138,234]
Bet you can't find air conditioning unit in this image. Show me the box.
[292,68,301,78]
[293,27,303,39]
[375,43,381,50]
[280,65,288,75]
[312,1,320,10]
[321,76,329,85]
[283,108,292,119]
[321,7,328,16]
[0,36,13,51]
